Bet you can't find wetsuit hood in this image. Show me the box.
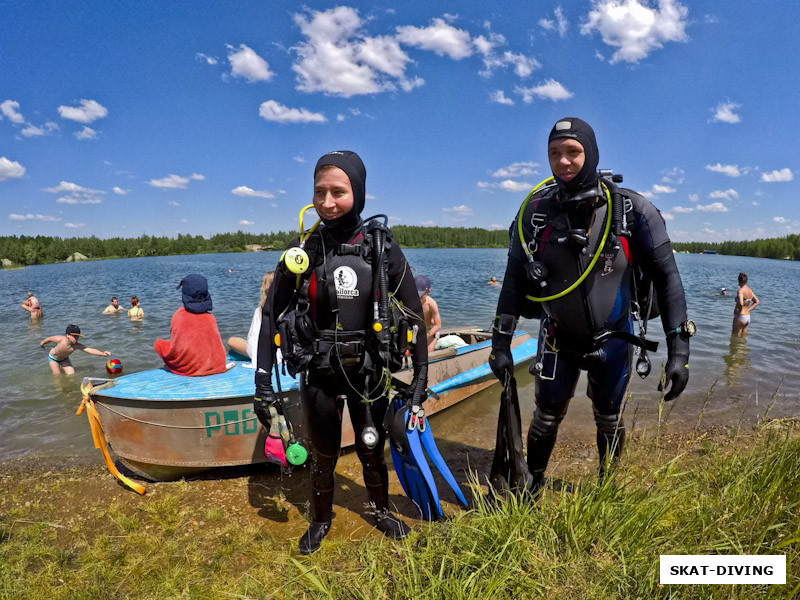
[314,150,366,232]
[548,117,599,195]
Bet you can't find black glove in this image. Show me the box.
[254,369,277,427]
[658,334,689,401]
[489,330,514,382]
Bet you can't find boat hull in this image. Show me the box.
[87,328,536,481]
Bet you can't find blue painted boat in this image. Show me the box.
[81,328,537,481]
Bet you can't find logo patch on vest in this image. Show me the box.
[601,252,615,276]
[334,266,360,298]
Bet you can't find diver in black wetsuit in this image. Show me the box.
[489,117,694,489]
[253,151,428,555]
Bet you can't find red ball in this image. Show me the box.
[106,359,123,374]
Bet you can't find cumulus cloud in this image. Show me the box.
[490,90,514,105]
[259,100,326,124]
[65,222,86,228]
[673,206,694,213]
[539,7,569,36]
[581,0,689,64]
[443,205,473,221]
[499,180,532,192]
[196,52,218,65]
[661,211,674,221]
[773,216,787,223]
[239,220,255,226]
[420,220,436,227]
[21,125,45,137]
[43,181,105,204]
[74,126,97,140]
[57,99,108,123]
[293,155,306,163]
[396,18,473,59]
[709,189,738,201]
[148,173,206,189]
[761,168,793,182]
[0,100,25,123]
[227,44,274,82]
[232,185,275,198]
[9,213,61,221]
[660,167,685,184]
[645,184,677,197]
[712,101,741,124]
[492,161,538,178]
[293,7,418,97]
[112,187,130,195]
[696,202,728,212]
[168,201,181,207]
[0,157,26,181]
[706,163,741,177]
[515,79,573,102]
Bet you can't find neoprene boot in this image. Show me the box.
[298,520,331,555]
[526,409,562,492]
[374,509,411,540]
[595,413,625,482]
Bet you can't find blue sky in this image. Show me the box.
[1,0,798,242]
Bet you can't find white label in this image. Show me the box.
[660,555,785,585]
[333,266,359,298]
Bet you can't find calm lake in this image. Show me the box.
[2,250,799,463]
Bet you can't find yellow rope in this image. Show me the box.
[77,382,146,495]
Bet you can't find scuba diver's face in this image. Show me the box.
[548,138,585,183]
[313,167,354,221]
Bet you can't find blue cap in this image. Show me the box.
[415,274,431,296]
[178,274,212,314]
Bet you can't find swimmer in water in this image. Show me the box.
[40,324,110,375]
[102,296,126,314]
[21,291,43,321]
[488,276,499,285]
[128,296,143,320]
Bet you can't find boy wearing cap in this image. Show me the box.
[415,274,442,353]
[40,325,111,375]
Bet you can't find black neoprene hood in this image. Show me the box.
[548,117,600,193]
[313,151,366,228]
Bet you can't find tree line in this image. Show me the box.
[4,228,800,267]
[671,234,800,261]
[0,226,509,266]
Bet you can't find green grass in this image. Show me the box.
[1,424,798,599]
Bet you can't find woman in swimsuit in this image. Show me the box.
[128,296,143,320]
[732,272,759,338]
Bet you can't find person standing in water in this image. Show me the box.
[21,291,42,321]
[732,272,759,337]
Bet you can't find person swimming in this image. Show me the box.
[128,296,143,320]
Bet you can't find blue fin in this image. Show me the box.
[406,424,443,519]
[389,439,437,520]
[419,423,468,506]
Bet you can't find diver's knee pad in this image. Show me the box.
[594,412,625,471]
[310,450,338,492]
[526,409,564,478]
[529,408,564,439]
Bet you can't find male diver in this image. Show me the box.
[489,117,694,491]
[254,151,429,554]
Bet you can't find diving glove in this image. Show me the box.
[659,333,690,401]
[489,330,514,382]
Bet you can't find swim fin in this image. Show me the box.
[489,376,534,494]
[419,422,468,506]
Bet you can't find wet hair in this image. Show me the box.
[130,295,139,306]
[111,296,118,302]
[738,272,748,286]
[259,271,275,309]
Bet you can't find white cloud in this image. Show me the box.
[9,213,61,221]
[0,157,26,181]
[475,30,539,78]
[673,206,694,213]
[168,201,181,207]
[65,222,86,228]
[492,161,538,178]
[773,216,787,223]
[420,220,436,227]
[499,180,532,192]
[712,101,741,124]
[232,185,275,198]
[488,223,505,230]
[293,155,306,163]
[515,79,573,102]
[74,126,97,140]
[646,184,676,196]
[0,100,25,124]
[539,7,569,36]
[688,193,699,203]
[490,90,514,105]
[337,113,346,121]
[21,125,45,137]
[477,181,491,189]
[706,163,741,177]
[239,220,255,226]
[196,52,218,65]
[696,202,728,212]
[112,186,130,195]
[709,189,738,201]
[259,100,326,124]
[661,212,674,221]
[44,181,105,204]
[443,205,473,221]
[580,0,689,64]
[660,167,685,184]
[57,195,102,204]
[227,44,274,82]
[293,7,416,97]
[761,168,793,183]
[57,99,108,123]
[396,18,473,59]
[148,174,205,189]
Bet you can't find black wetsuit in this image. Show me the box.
[493,182,689,481]
[256,219,427,523]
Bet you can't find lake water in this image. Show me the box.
[2,250,799,463]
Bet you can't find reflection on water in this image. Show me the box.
[1,250,799,462]
[723,335,751,389]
